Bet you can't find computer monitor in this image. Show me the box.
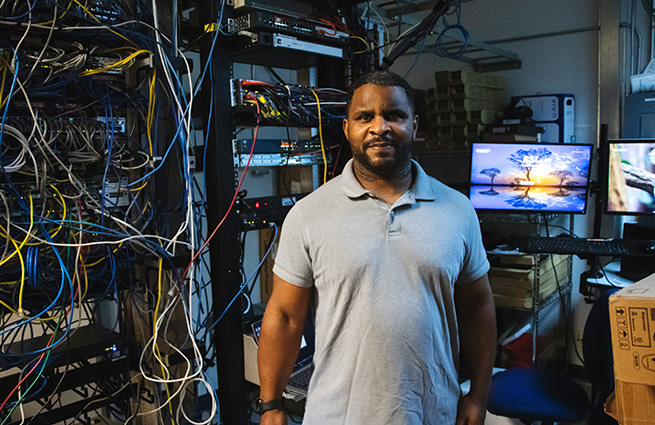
[606,139,655,215]
[469,142,593,213]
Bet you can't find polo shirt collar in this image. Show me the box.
[341,159,436,201]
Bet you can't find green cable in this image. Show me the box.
[1,310,63,425]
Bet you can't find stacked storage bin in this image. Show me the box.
[425,70,506,151]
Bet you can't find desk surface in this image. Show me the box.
[585,260,635,288]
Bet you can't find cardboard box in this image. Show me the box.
[606,273,655,424]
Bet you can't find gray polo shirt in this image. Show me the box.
[273,159,490,425]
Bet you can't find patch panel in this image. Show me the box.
[233,139,322,155]
[234,152,322,168]
[231,11,349,42]
[230,79,346,127]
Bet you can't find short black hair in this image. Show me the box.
[346,71,415,115]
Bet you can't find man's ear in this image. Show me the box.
[412,114,419,138]
[342,118,350,141]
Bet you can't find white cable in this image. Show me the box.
[25,8,57,83]
[11,222,188,253]
[176,376,218,425]
[14,78,87,195]
[10,0,32,73]
[361,1,390,52]
[1,124,40,184]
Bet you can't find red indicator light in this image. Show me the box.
[255,202,260,208]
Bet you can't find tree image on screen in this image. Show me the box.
[508,148,553,182]
[479,168,501,195]
[480,168,501,186]
[550,170,574,187]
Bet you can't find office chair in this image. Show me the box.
[487,289,619,425]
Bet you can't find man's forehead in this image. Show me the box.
[350,85,410,107]
[353,84,405,96]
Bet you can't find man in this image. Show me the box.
[257,71,496,425]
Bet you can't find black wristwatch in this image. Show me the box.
[256,397,285,414]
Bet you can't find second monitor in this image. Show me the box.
[606,139,655,215]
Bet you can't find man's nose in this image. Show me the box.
[370,115,390,135]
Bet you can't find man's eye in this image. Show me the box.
[357,114,372,121]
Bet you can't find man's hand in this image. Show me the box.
[455,393,487,425]
[260,409,288,425]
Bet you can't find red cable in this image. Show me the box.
[0,331,57,412]
[180,96,260,285]
[317,18,338,36]
[331,143,343,179]
[240,80,273,86]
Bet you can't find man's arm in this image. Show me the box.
[454,274,497,425]
[258,273,312,425]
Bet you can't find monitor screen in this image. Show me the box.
[606,139,655,214]
[469,142,592,213]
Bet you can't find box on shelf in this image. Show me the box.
[447,70,506,89]
[606,273,655,425]
[428,70,507,151]
[489,254,569,308]
[449,84,505,101]
[450,98,505,112]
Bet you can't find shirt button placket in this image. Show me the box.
[389,209,400,236]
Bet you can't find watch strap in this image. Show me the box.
[258,397,285,414]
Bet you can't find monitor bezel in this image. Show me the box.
[604,138,655,216]
[468,141,594,215]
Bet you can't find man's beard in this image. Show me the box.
[351,140,412,178]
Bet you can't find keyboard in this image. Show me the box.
[518,237,635,256]
[288,366,312,391]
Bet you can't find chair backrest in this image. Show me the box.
[582,288,620,407]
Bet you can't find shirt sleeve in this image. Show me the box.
[272,203,315,288]
[455,203,490,285]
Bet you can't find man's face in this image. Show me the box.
[343,84,418,178]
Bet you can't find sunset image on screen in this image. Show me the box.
[469,143,592,213]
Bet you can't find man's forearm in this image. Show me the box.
[258,310,305,401]
[459,298,497,400]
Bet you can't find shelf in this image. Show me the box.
[493,282,571,312]
[372,1,522,72]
